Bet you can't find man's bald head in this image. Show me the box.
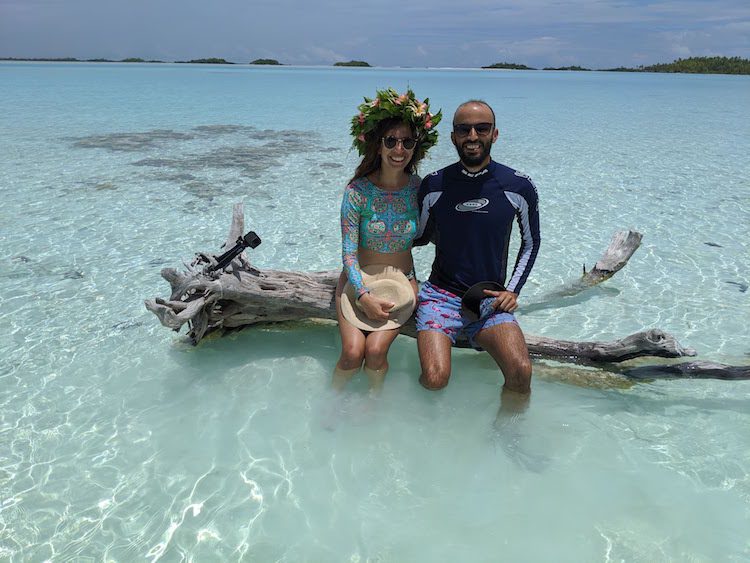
[453,100,496,126]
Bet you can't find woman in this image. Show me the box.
[334,88,441,391]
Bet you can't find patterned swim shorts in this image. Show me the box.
[415,281,517,350]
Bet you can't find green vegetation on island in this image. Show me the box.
[482,62,536,70]
[604,56,750,75]
[642,56,750,74]
[482,56,749,75]
[178,58,234,64]
[543,65,591,71]
[600,66,641,72]
[250,58,281,65]
[0,56,165,63]
[2,54,748,75]
[120,57,164,63]
[334,60,371,67]
[0,57,80,62]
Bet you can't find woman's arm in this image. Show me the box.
[340,183,369,297]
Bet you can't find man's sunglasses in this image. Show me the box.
[453,123,494,137]
[382,136,417,150]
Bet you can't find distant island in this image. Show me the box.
[120,57,164,63]
[334,60,371,67]
[250,58,281,65]
[482,56,749,75]
[600,66,640,72]
[0,57,164,63]
[602,56,750,74]
[2,55,748,74]
[482,62,536,70]
[177,58,234,64]
[639,56,750,74]
[543,65,591,71]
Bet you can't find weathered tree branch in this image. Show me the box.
[623,361,750,380]
[144,204,708,368]
[523,230,643,314]
[583,230,643,285]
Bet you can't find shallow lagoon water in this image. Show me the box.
[1,63,749,560]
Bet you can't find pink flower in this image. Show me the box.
[395,94,408,105]
[357,134,365,142]
[370,98,380,107]
[425,120,432,129]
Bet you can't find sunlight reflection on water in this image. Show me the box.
[1,63,748,561]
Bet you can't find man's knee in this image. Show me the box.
[503,356,532,393]
[417,330,453,390]
[510,353,532,376]
[419,365,451,390]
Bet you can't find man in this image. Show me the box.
[413,100,540,400]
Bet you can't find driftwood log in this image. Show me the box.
[523,230,643,314]
[623,361,750,380]
[144,203,713,372]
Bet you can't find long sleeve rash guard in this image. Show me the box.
[413,160,540,296]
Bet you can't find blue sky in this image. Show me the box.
[1,0,748,68]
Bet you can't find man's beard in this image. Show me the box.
[457,139,492,167]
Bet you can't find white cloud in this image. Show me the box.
[653,26,749,60]
[282,45,348,65]
[466,36,572,66]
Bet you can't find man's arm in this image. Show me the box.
[413,176,442,247]
[504,178,541,295]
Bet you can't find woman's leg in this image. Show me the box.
[334,271,365,389]
[363,328,400,391]
[362,276,418,391]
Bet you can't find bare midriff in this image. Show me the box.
[356,247,414,275]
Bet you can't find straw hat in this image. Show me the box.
[461,281,504,321]
[340,265,416,331]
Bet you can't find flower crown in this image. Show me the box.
[350,88,442,157]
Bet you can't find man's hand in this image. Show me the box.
[483,289,519,313]
[357,292,395,321]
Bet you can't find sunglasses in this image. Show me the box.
[453,122,494,137]
[382,136,417,150]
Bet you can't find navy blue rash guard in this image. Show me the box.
[414,160,541,296]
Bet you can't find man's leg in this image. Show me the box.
[415,281,461,390]
[477,323,550,471]
[474,322,532,394]
[417,331,453,390]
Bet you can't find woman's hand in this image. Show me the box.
[357,292,395,321]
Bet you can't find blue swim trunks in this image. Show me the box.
[416,281,517,350]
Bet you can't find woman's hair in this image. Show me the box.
[349,118,423,183]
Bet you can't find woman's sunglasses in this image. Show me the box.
[381,136,417,150]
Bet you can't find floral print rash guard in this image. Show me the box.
[340,174,420,297]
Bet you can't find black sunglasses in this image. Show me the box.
[453,122,494,137]
[382,136,417,150]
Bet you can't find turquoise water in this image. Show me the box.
[1,62,749,560]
